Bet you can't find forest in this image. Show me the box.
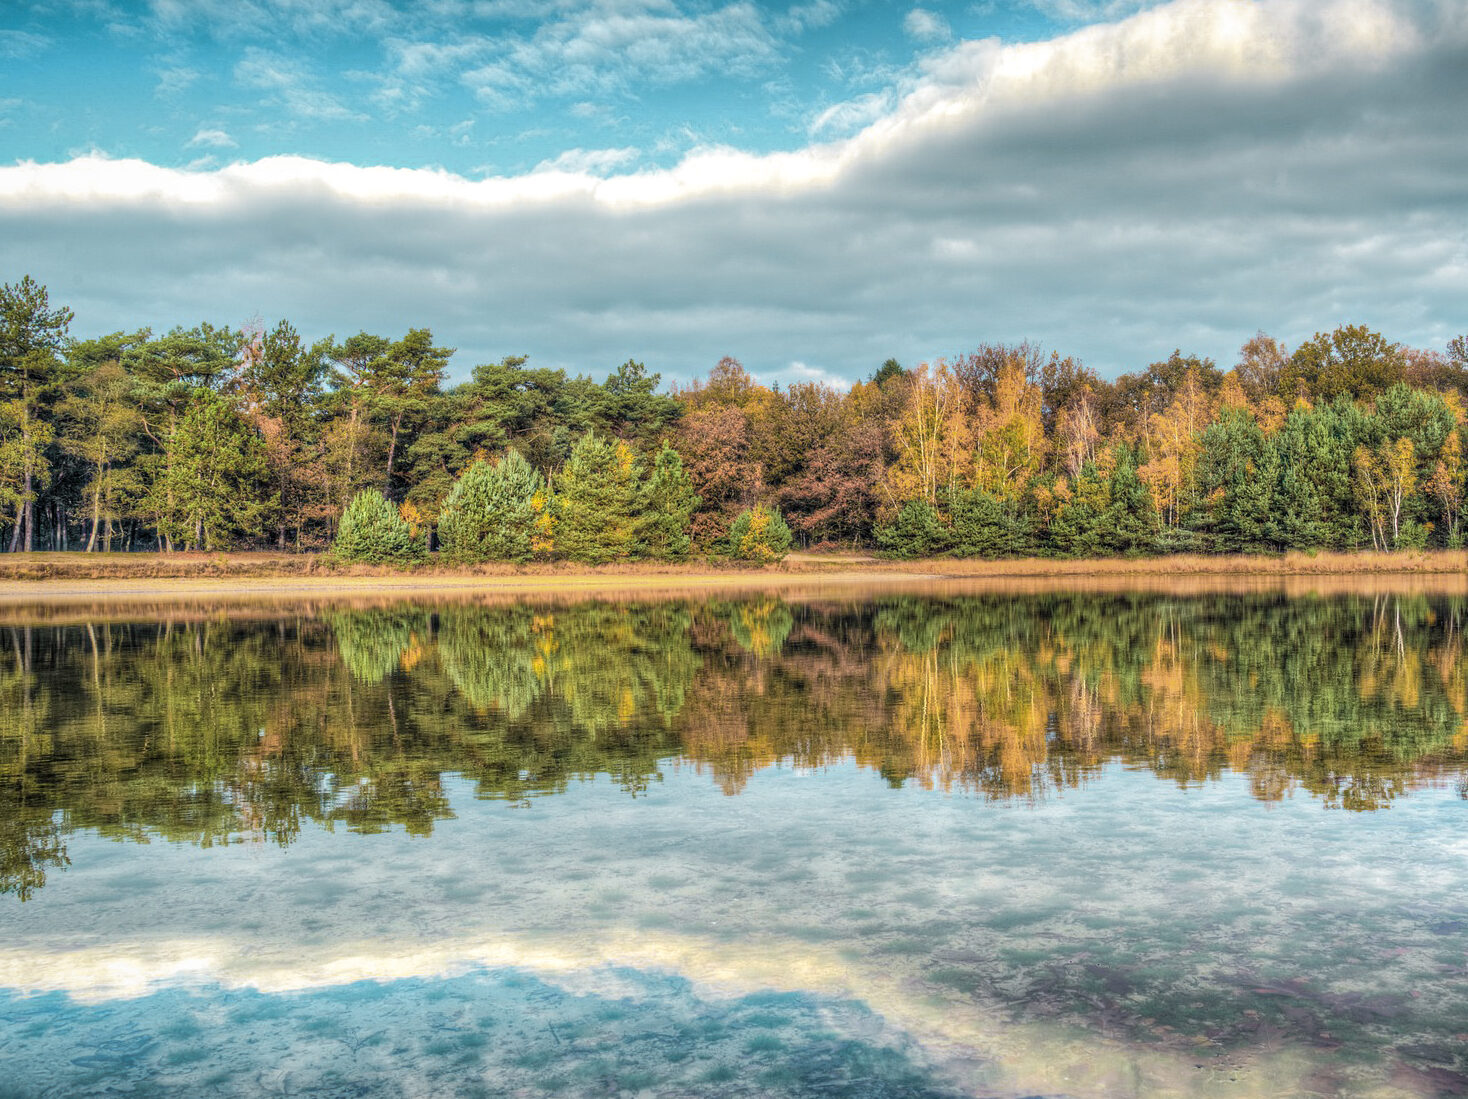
[4,273,1468,559]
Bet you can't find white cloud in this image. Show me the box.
[902,8,951,42]
[774,361,856,390]
[187,128,239,148]
[0,29,51,58]
[1025,0,1162,22]
[777,0,842,34]
[153,64,199,96]
[808,90,894,136]
[534,146,642,174]
[461,1,783,106]
[2,0,1465,383]
[146,0,398,38]
[235,47,368,121]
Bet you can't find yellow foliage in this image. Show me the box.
[398,500,423,540]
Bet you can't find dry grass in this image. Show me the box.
[0,547,1461,582]
[899,549,1468,577]
[0,549,1462,617]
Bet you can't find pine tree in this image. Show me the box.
[949,487,1030,558]
[150,392,277,551]
[553,432,643,563]
[0,276,72,552]
[333,489,423,563]
[1048,463,1109,557]
[1193,408,1274,553]
[437,448,542,563]
[875,498,952,558]
[1104,450,1156,554]
[57,360,144,552]
[640,441,699,560]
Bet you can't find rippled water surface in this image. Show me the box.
[2,588,1467,1097]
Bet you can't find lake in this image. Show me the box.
[2,585,1467,1097]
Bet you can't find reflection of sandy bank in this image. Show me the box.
[0,929,1320,1099]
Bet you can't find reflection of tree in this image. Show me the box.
[330,610,424,684]
[723,598,794,658]
[0,813,68,901]
[4,593,1468,898]
[439,607,541,719]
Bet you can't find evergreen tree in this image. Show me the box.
[149,392,277,550]
[727,504,793,562]
[437,448,542,563]
[597,359,680,444]
[1270,401,1364,550]
[333,489,423,563]
[640,440,699,560]
[553,432,643,563]
[125,323,242,551]
[0,276,72,552]
[1048,463,1109,558]
[1104,450,1156,554]
[57,360,144,552]
[876,499,952,558]
[949,487,1031,558]
[1193,408,1275,553]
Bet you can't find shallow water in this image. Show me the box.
[2,590,1466,1097]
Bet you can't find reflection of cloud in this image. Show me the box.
[0,925,1323,1096]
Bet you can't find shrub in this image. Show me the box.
[727,505,793,563]
[332,489,422,563]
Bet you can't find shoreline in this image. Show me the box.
[0,549,1464,611]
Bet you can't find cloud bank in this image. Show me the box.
[2,0,1465,383]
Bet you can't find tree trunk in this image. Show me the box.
[86,472,102,552]
[385,409,404,495]
[22,470,33,553]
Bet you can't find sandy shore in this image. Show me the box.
[0,550,1464,618]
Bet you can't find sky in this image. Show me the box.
[1,0,1465,388]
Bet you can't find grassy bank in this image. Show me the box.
[0,549,1463,615]
[0,547,1464,584]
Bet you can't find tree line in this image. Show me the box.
[4,274,1468,557]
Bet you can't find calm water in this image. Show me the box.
[2,589,1467,1098]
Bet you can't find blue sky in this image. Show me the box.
[1,0,1464,386]
[3,1,1137,174]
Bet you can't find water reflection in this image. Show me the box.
[3,592,1468,900]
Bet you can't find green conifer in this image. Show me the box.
[553,432,643,563]
[437,448,542,563]
[640,441,700,560]
[333,488,422,563]
[875,499,951,558]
